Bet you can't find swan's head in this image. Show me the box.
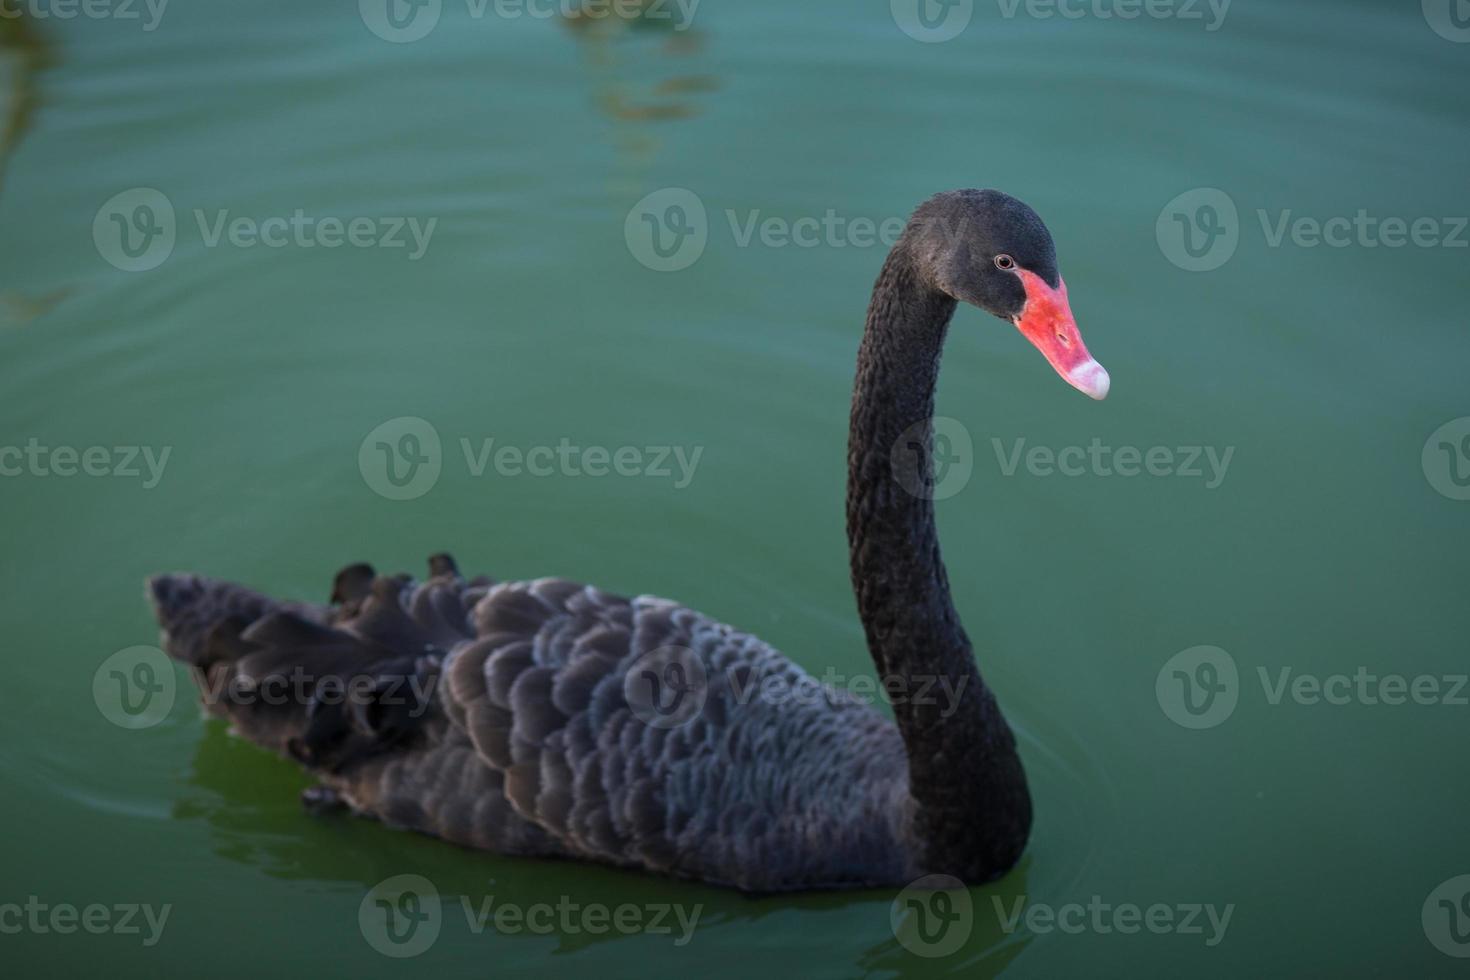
[906,189,1109,401]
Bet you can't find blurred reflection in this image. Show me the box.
[557,0,717,191]
[175,721,922,958]
[0,6,52,197]
[0,287,70,326]
[560,0,717,121]
[177,720,1028,965]
[0,10,65,326]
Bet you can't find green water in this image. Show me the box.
[1,0,1467,976]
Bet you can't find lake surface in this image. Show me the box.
[1,0,1467,976]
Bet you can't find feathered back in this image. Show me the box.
[148,555,918,891]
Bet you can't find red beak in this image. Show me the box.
[1011,269,1110,400]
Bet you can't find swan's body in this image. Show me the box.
[147,189,1107,892]
[151,569,919,891]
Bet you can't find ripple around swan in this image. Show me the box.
[142,673,1116,973]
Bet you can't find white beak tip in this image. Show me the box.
[1068,360,1111,401]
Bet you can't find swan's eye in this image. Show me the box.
[994,254,1016,271]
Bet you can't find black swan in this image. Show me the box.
[146,189,1108,892]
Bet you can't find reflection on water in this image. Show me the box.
[0,6,52,196]
[560,1,716,127]
[177,720,984,960]
[0,286,70,326]
[557,2,718,198]
[0,9,64,326]
[172,721,319,876]
[175,720,1041,968]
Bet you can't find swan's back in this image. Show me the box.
[148,556,917,891]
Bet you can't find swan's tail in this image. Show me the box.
[146,573,311,667]
[144,559,472,771]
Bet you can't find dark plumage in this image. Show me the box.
[147,190,1102,891]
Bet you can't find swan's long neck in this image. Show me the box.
[846,246,1032,880]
